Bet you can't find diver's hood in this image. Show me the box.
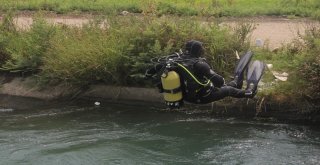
[185,40,204,58]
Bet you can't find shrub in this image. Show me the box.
[0,12,16,65]
[1,17,55,72]
[301,54,320,100]
[0,15,252,86]
[41,21,129,85]
[300,27,320,101]
[122,17,251,79]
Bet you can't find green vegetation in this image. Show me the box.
[253,27,320,103]
[254,47,307,99]
[300,27,320,101]
[0,10,319,106]
[0,16,55,72]
[1,0,320,19]
[0,11,320,103]
[0,14,250,86]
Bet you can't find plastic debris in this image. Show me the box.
[256,39,264,47]
[0,108,14,112]
[266,64,273,69]
[121,11,129,16]
[272,71,288,81]
[94,102,101,106]
[235,50,240,60]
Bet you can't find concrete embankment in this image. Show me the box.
[0,76,319,124]
[0,76,162,102]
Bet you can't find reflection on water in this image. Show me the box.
[0,100,319,165]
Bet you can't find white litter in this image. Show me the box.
[0,108,14,112]
[256,39,264,47]
[272,71,289,81]
[121,11,129,16]
[235,50,240,60]
[266,64,273,69]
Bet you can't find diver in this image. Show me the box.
[145,40,265,108]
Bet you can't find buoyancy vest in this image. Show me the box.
[159,55,213,107]
[174,57,213,102]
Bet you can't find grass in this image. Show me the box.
[0,9,319,105]
[254,48,307,97]
[1,17,55,72]
[0,13,251,86]
[251,31,320,103]
[0,0,320,19]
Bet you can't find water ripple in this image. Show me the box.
[0,103,319,164]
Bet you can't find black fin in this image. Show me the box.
[234,51,253,76]
[232,51,253,89]
[246,60,265,91]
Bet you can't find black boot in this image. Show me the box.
[245,83,257,98]
[228,74,244,89]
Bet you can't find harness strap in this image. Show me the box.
[176,63,211,87]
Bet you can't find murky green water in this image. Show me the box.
[0,100,319,165]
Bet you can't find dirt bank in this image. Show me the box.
[221,17,316,49]
[0,14,317,49]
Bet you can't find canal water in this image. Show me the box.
[0,99,319,165]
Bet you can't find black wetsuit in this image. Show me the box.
[146,55,249,104]
[186,57,246,103]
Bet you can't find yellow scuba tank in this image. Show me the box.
[161,70,183,108]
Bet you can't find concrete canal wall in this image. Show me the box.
[0,76,319,124]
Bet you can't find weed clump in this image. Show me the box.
[251,24,320,104]
[0,14,251,86]
[41,21,130,85]
[300,26,320,101]
[0,14,55,72]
